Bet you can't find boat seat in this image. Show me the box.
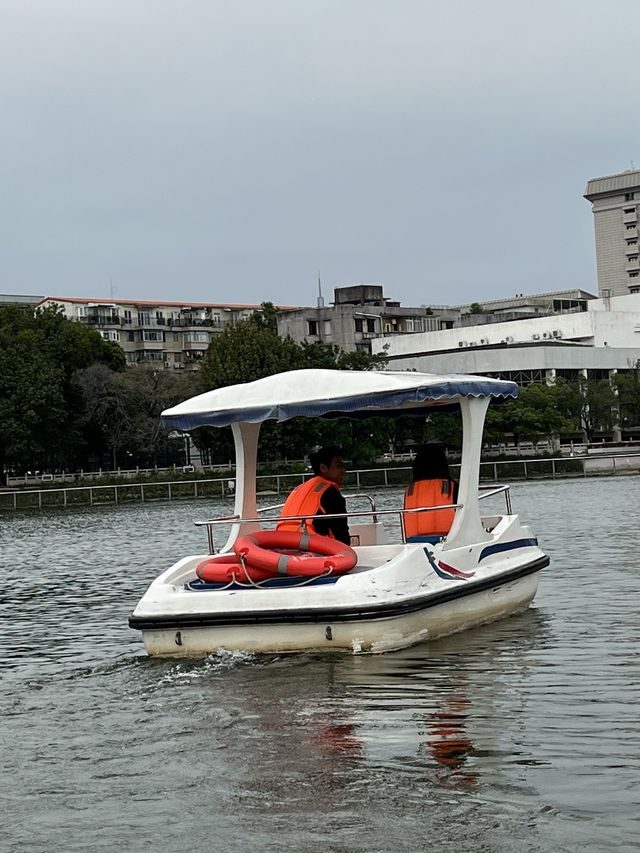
[406,535,445,544]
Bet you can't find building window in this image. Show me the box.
[184,331,208,343]
[366,318,376,333]
[123,310,132,323]
[629,272,639,278]
[324,320,331,336]
[623,207,636,214]
[137,311,150,325]
[625,193,636,201]
[354,319,363,333]
[142,329,163,342]
[626,225,636,230]
[628,241,638,247]
[307,320,318,336]
[155,311,165,324]
[127,331,135,342]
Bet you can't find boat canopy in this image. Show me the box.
[162,369,518,431]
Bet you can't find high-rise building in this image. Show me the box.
[584,169,640,297]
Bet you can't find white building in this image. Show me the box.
[372,292,640,387]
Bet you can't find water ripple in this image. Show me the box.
[1,479,639,851]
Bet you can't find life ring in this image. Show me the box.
[195,554,275,584]
[233,530,357,577]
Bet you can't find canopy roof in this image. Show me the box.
[162,369,518,431]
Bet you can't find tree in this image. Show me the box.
[574,377,617,440]
[75,364,199,468]
[200,315,303,390]
[0,331,66,477]
[486,382,578,445]
[469,303,485,315]
[615,365,640,431]
[0,305,125,479]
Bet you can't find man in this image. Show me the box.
[276,446,350,544]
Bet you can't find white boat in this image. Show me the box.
[129,369,549,656]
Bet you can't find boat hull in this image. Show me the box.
[135,565,542,657]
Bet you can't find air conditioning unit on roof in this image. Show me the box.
[505,336,514,343]
[532,333,540,340]
[480,337,488,345]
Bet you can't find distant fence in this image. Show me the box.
[1,453,639,511]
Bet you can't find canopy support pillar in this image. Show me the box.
[442,397,491,550]
[222,421,262,551]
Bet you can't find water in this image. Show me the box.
[1,477,639,852]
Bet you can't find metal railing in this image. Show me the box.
[3,451,640,511]
[194,485,512,553]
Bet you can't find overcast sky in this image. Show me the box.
[2,0,639,307]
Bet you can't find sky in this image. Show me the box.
[2,0,640,308]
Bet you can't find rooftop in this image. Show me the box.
[584,169,640,199]
[35,296,301,310]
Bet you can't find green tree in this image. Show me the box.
[0,305,125,479]
[486,382,578,445]
[575,377,617,440]
[200,315,303,390]
[75,364,199,468]
[615,365,640,431]
[0,331,66,477]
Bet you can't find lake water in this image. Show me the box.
[1,477,639,852]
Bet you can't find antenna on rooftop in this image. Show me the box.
[317,271,325,308]
[110,278,117,300]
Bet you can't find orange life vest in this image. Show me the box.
[276,476,335,536]
[403,479,456,539]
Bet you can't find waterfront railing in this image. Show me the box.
[1,452,639,511]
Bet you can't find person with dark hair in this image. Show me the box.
[276,446,350,544]
[403,444,458,543]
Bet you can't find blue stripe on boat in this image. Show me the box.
[479,538,538,562]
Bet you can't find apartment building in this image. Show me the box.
[584,169,640,298]
[35,296,278,369]
[276,284,459,353]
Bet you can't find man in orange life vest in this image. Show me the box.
[277,446,350,544]
[403,444,458,543]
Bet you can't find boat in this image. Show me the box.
[129,369,549,656]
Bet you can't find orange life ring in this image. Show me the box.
[195,554,275,584]
[233,530,357,577]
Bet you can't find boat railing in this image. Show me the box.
[195,485,511,553]
[258,493,379,521]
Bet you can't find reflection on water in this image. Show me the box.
[1,478,640,851]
